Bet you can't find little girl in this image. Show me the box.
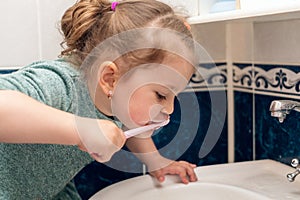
[0,0,198,199]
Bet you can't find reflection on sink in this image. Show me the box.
[90,160,300,200]
[119,183,271,200]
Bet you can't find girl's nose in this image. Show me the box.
[163,100,174,115]
[149,104,170,122]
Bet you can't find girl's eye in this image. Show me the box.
[155,92,166,100]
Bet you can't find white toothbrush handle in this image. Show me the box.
[124,119,169,138]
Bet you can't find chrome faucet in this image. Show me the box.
[269,100,300,182]
[269,100,300,123]
[287,159,300,182]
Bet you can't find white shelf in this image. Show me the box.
[188,1,300,24]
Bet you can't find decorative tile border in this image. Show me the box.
[233,63,300,97]
[2,64,299,97]
[186,62,227,92]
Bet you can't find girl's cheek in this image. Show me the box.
[129,105,148,125]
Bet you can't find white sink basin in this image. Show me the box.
[111,182,272,200]
[90,159,300,200]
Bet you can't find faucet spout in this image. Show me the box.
[287,158,300,182]
[287,169,300,182]
[269,100,300,123]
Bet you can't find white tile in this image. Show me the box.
[0,0,39,66]
[38,0,76,60]
[191,22,226,62]
[230,22,253,63]
[254,19,300,65]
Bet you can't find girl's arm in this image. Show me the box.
[0,90,79,144]
[126,136,197,183]
[0,90,125,162]
[126,136,168,168]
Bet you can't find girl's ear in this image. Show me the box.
[98,61,120,95]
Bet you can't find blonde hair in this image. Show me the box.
[60,0,193,71]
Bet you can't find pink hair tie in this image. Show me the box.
[111,2,119,11]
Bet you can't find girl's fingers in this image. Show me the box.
[150,161,198,184]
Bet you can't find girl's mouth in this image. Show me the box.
[124,119,170,138]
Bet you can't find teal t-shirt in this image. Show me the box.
[0,59,119,199]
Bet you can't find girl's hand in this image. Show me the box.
[149,160,198,184]
[76,117,126,162]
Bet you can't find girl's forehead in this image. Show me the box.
[120,63,191,94]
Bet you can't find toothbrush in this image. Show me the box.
[124,119,170,138]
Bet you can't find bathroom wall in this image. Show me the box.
[236,19,300,165]
[0,0,75,69]
[230,20,300,165]
[191,19,300,166]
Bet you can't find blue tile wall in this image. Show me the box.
[233,63,300,166]
[153,91,228,166]
[253,64,300,165]
[234,91,253,162]
[255,94,300,165]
